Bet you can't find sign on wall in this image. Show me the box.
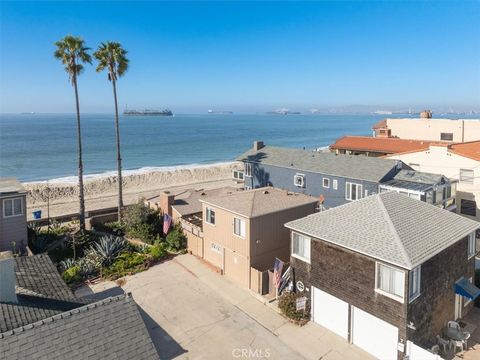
[296,296,307,311]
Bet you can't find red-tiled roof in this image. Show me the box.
[449,141,480,161]
[372,119,387,129]
[330,136,435,154]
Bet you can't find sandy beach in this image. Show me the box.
[25,162,241,219]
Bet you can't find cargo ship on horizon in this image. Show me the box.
[123,107,173,116]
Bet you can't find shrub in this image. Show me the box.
[122,201,163,243]
[61,265,82,284]
[278,292,311,322]
[148,242,167,261]
[59,258,76,272]
[90,236,127,267]
[103,252,150,280]
[165,226,187,252]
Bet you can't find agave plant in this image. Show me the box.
[76,256,99,277]
[90,236,127,266]
[59,258,76,272]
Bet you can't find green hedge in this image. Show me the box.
[278,292,311,322]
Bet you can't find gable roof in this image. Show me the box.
[236,145,401,182]
[1,254,158,359]
[1,254,84,333]
[200,187,318,218]
[449,141,480,161]
[330,136,435,154]
[285,191,479,270]
[392,169,446,185]
[1,294,159,360]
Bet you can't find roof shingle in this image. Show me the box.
[285,191,479,269]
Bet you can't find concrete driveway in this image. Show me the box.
[79,254,372,360]
[122,256,303,360]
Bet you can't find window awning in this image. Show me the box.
[455,278,480,300]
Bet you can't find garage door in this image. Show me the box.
[224,250,249,288]
[352,306,398,360]
[311,287,349,339]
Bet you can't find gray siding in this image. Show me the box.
[0,194,28,251]
[244,162,381,208]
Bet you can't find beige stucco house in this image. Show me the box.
[0,178,28,252]
[373,116,480,142]
[387,141,480,221]
[199,187,318,288]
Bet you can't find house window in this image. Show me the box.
[461,199,477,217]
[460,169,474,184]
[346,182,363,201]
[205,207,215,225]
[291,232,310,263]
[409,265,421,302]
[232,170,244,181]
[294,174,305,188]
[3,198,23,218]
[233,217,246,238]
[376,262,405,301]
[440,132,454,141]
[333,179,338,190]
[468,233,476,259]
[244,162,253,177]
[323,178,330,188]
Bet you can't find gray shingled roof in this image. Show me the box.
[236,145,401,182]
[0,294,159,360]
[285,191,480,269]
[200,187,318,218]
[1,254,84,333]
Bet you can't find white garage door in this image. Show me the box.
[311,287,349,339]
[352,306,398,360]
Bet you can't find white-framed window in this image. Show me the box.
[464,277,474,306]
[294,173,305,188]
[205,207,216,225]
[409,265,421,302]
[468,232,476,259]
[233,217,246,238]
[323,178,330,188]
[245,162,253,177]
[375,262,405,302]
[291,232,310,263]
[345,182,363,201]
[211,242,221,253]
[460,169,474,184]
[332,179,338,190]
[232,170,244,181]
[440,132,454,141]
[3,197,23,218]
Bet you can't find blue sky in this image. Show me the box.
[0,1,479,113]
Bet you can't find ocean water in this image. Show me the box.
[0,113,465,182]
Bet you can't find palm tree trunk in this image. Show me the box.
[112,78,123,221]
[73,72,86,231]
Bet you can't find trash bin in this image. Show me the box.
[32,210,42,219]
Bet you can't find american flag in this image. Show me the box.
[163,214,172,235]
[273,258,284,289]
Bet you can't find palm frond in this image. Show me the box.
[93,41,129,80]
[53,35,92,83]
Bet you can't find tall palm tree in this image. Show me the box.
[54,35,91,232]
[94,42,129,222]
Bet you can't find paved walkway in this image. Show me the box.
[78,254,372,360]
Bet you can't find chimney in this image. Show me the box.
[253,141,265,151]
[420,110,432,119]
[159,191,175,216]
[0,251,17,303]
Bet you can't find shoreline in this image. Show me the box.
[24,162,241,219]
